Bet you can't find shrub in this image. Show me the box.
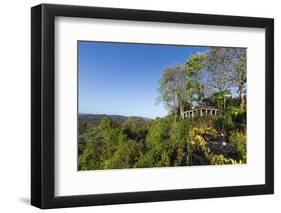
[214,112,234,135]
[191,115,216,129]
[122,117,149,141]
[189,127,215,165]
[211,154,241,165]
[229,131,246,163]
[103,139,139,169]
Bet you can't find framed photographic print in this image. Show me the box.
[31,3,274,209]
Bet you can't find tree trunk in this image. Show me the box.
[179,102,184,119]
[174,92,178,121]
[174,108,177,122]
[239,86,245,110]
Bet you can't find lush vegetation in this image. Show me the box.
[78,47,247,170]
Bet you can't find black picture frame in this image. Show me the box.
[31,3,274,209]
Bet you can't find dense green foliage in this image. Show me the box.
[78,47,247,170]
[79,109,246,170]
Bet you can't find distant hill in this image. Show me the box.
[79,113,151,124]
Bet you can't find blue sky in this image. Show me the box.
[78,41,208,118]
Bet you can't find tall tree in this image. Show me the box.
[230,48,247,110]
[158,53,206,119]
[185,53,206,106]
[158,64,187,119]
[205,47,234,93]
